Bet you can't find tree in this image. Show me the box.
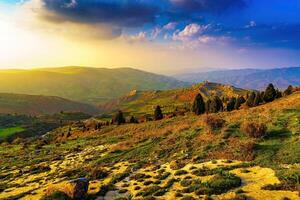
[205,99,211,113]
[209,96,223,113]
[192,93,205,115]
[245,92,256,107]
[234,96,246,110]
[226,97,236,111]
[275,89,282,99]
[253,92,262,106]
[263,83,277,103]
[112,110,125,125]
[284,85,293,96]
[129,116,138,124]
[154,105,163,120]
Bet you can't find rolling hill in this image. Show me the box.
[176,67,300,90]
[0,93,100,115]
[1,88,299,200]
[100,82,250,116]
[0,67,187,104]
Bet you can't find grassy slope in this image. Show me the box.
[72,91,299,181]
[0,91,299,199]
[0,126,25,139]
[0,67,186,104]
[0,93,100,115]
[100,82,249,116]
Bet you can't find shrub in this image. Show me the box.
[154,105,163,120]
[129,116,138,124]
[192,93,206,115]
[284,85,294,96]
[234,96,246,110]
[253,92,262,106]
[263,83,277,103]
[112,110,125,125]
[87,167,109,180]
[204,115,225,131]
[242,122,267,138]
[207,172,242,194]
[208,96,223,113]
[174,170,188,176]
[245,92,256,107]
[181,195,196,200]
[226,97,236,111]
[41,191,71,200]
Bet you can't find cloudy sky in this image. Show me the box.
[1,0,300,74]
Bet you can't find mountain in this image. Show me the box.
[100,82,250,116]
[175,67,300,90]
[0,93,100,115]
[0,67,187,104]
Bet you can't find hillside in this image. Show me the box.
[0,67,186,104]
[176,67,300,90]
[1,90,299,200]
[0,93,100,115]
[100,82,250,117]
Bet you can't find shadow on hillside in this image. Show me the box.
[265,128,292,140]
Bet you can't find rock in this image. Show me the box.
[69,178,89,200]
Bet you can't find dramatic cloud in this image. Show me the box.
[8,0,300,49]
[170,0,246,12]
[41,0,159,27]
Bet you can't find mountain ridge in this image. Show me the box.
[0,93,100,115]
[175,67,300,90]
[0,66,187,104]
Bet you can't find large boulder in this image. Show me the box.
[69,178,89,200]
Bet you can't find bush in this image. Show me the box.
[41,191,71,200]
[242,122,267,138]
[154,105,163,120]
[112,110,126,125]
[204,115,225,131]
[207,172,242,194]
[192,93,206,115]
[87,167,109,180]
[174,170,188,176]
[263,83,277,103]
[284,85,294,96]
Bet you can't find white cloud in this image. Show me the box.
[163,22,177,30]
[121,32,147,43]
[172,23,209,41]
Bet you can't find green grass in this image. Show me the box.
[0,126,25,138]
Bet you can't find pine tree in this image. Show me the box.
[192,93,205,115]
[234,96,246,110]
[253,92,262,106]
[209,96,223,113]
[263,83,277,103]
[113,110,125,125]
[205,99,211,113]
[245,92,256,107]
[154,105,163,120]
[226,97,236,111]
[284,85,293,96]
[275,89,282,99]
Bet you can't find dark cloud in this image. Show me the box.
[42,0,159,27]
[170,0,247,13]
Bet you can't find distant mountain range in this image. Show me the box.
[175,67,300,90]
[0,93,100,115]
[0,67,186,104]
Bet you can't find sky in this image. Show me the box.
[1,0,300,74]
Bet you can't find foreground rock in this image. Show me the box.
[69,178,89,200]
